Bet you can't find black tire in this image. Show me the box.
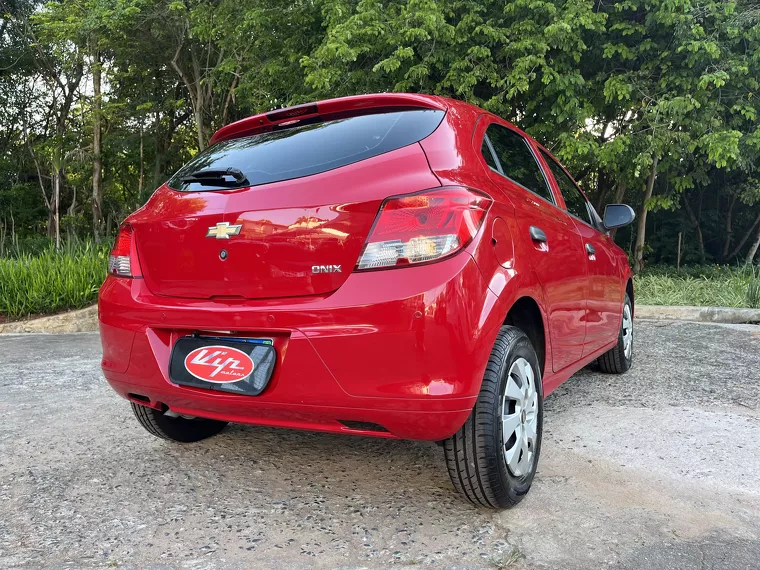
[597,293,633,374]
[131,402,228,443]
[443,326,543,509]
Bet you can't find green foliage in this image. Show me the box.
[0,242,107,321]
[637,265,760,308]
[2,0,760,319]
[747,273,760,309]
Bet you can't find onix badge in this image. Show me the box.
[206,222,242,239]
[312,265,342,274]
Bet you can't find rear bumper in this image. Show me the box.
[98,253,502,440]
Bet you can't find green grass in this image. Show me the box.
[0,242,108,321]
[636,265,760,308]
[1,241,758,322]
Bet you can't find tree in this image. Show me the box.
[7,2,85,247]
[1,0,759,267]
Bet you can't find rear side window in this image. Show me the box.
[481,138,500,171]
[484,124,554,204]
[169,109,445,191]
[540,150,594,227]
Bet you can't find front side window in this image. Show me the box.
[168,108,445,191]
[484,124,554,205]
[539,150,594,227]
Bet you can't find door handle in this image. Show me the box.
[586,243,596,256]
[529,226,547,243]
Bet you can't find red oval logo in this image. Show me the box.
[184,345,254,383]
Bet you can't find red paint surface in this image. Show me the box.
[99,93,633,440]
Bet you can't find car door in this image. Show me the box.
[538,149,623,355]
[482,123,588,373]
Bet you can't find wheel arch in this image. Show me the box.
[503,296,547,376]
[626,278,634,317]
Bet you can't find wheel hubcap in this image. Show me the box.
[622,304,633,359]
[501,357,538,477]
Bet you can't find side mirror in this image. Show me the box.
[603,204,635,231]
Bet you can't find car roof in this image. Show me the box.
[211,93,450,144]
[209,92,558,168]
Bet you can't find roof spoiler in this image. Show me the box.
[209,93,448,145]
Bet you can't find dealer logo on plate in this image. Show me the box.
[184,345,254,383]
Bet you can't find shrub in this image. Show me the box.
[0,242,108,321]
[637,264,760,308]
[747,271,760,309]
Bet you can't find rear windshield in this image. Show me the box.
[168,108,445,191]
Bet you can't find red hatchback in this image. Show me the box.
[99,93,635,508]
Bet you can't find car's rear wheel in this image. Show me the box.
[597,293,633,374]
[443,326,543,509]
[131,402,228,442]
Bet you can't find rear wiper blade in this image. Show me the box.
[180,167,250,187]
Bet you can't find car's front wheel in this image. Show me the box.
[443,326,543,508]
[131,403,228,442]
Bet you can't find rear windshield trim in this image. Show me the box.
[168,107,446,192]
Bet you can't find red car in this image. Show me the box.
[99,93,635,508]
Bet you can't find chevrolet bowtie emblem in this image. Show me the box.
[206,222,242,239]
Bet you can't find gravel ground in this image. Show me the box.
[1,320,759,570]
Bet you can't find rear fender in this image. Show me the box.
[466,227,554,393]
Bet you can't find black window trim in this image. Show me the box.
[585,201,606,233]
[480,123,557,207]
[538,148,605,233]
[482,133,502,174]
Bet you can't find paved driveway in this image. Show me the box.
[1,320,759,569]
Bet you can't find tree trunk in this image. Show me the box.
[190,47,207,150]
[66,184,77,241]
[171,35,209,151]
[52,168,61,249]
[50,57,83,247]
[151,104,190,188]
[633,157,658,273]
[193,104,206,150]
[221,66,239,126]
[727,210,760,261]
[594,170,612,213]
[613,182,627,204]
[721,193,738,262]
[138,122,144,199]
[152,108,163,187]
[23,120,52,214]
[609,183,627,240]
[68,184,77,216]
[92,52,104,242]
[594,184,608,214]
[682,194,706,264]
[747,225,760,265]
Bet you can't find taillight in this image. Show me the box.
[108,223,138,277]
[356,187,491,270]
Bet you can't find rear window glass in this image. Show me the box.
[168,108,445,191]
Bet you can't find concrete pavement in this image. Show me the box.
[1,319,759,569]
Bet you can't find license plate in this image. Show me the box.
[169,336,276,396]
